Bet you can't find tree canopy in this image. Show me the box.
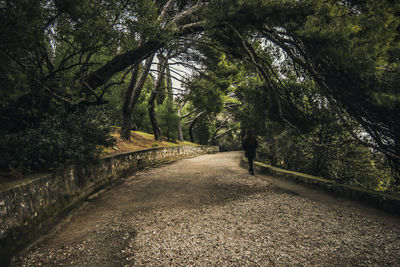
[1,0,399,190]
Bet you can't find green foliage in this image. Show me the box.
[104,71,153,131]
[244,77,396,191]
[186,77,225,114]
[213,127,242,152]
[156,75,168,105]
[199,0,400,188]
[192,116,211,145]
[294,0,400,171]
[157,97,179,141]
[1,0,399,192]
[257,122,393,191]
[0,0,201,174]
[0,107,114,173]
[236,76,270,132]
[132,0,163,39]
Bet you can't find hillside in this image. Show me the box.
[0,129,196,185]
[101,128,196,156]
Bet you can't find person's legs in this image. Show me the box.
[248,156,254,175]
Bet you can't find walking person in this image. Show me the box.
[242,130,258,175]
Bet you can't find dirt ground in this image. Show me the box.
[12,152,400,266]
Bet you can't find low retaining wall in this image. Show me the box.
[0,145,219,265]
[241,157,400,216]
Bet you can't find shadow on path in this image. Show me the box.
[13,151,400,267]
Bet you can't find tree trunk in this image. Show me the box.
[177,122,184,141]
[86,41,163,92]
[177,101,186,142]
[188,111,205,143]
[178,121,184,141]
[120,65,140,140]
[210,128,234,145]
[120,54,155,140]
[189,118,197,143]
[209,117,231,145]
[84,2,206,94]
[148,54,168,141]
[148,96,162,140]
[120,116,132,140]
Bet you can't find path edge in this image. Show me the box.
[241,156,400,216]
[0,145,219,266]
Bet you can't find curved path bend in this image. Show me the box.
[14,152,400,266]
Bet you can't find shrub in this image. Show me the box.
[0,106,115,174]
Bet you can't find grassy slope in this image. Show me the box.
[101,128,196,156]
[0,129,196,186]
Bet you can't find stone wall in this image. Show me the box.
[0,145,219,265]
[241,157,400,216]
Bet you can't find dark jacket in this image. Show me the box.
[242,138,258,158]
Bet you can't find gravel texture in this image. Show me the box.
[13,152,400,266]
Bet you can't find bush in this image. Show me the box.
[257,126,394,191]
[0,106,115,174]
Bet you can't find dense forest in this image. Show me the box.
[1,0,399,192]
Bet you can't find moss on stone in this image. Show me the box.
[242,157,400,215]
[0,173,52,192]
[254,160,333,184]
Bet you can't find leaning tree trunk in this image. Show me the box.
[208,116,231,145]
[121,65,140,140]
[210,128,234,145]
[188,111,205,143]
[188,118,198,143]
[120,54,155,140]
[148,53,168,141]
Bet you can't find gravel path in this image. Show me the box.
[13,152,400,266]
